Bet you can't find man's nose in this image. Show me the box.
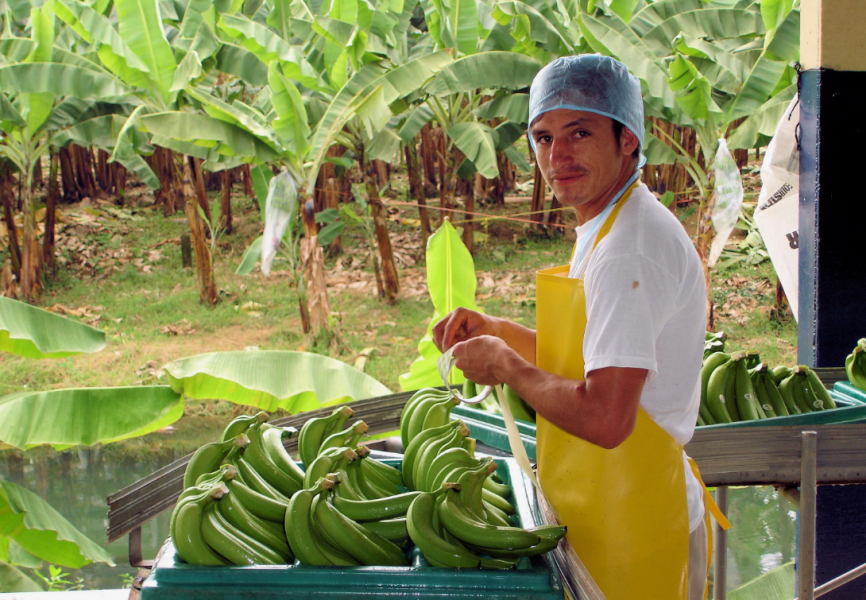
[549,136,573,168]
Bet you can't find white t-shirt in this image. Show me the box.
[568,183,707,532]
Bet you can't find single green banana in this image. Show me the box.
[358,457,403,495]
[225,479,287,523]
[413,424,469,495]
[360,456,405,490]
[402,420,462,490]
[481,487,515,515]
[705,359,734,424]
[318,420,370,456]
[201,501,283,565]
[482,500,514,527]
[771,366,793,387]
[303,447,357,489]
[217,490,293,561]
[482,476,512,498]
[407,490,482,568]
[358,518,410,546]
[221,411,268,442]
[760,373,790,417]
[331,490,422,522]
[734,357,762,421]
[778,374,803,414]
[467,532,563,558]
[400,388,451,449]
[724,356,741,420]
[298,406,355,467]
[697,403,715,426]
[422,395,461,433]
[234,457,292,504]
[260,426,306,487]
[170,485,229,566]
[183,435,249,490]
[805,367,837,409]
[701,352,731,406]
[285,486,334,566]
[796,367,824,411]
[243,423,302,498]
[438,488,541,550]
[750,373,778,419]
[314,492,409,566]
[462,378,477,400]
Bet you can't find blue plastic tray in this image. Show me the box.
[141,458,563,600]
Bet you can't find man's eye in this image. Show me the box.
[536,135,551,144]
[574,130,589,138]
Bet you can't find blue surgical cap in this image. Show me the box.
[528,54,645,162]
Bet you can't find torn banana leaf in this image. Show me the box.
[0,297,105,359]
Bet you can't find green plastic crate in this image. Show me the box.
[140,458,564,600]
[831,381,866,405]
[452,406,537,461]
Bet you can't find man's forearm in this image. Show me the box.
[491,318,537,365]
[494,352,643,450]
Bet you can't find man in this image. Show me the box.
[433,55,719,600]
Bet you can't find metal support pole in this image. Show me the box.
[814,562,866,597]
[713,486,728,600]
[799,431,818,600]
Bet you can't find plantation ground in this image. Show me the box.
[0,159,797,404]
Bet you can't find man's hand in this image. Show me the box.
[450,335,516,386]
[432,308,497,352]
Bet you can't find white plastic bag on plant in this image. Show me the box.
[261,169,298,276]
[708,138,744,267]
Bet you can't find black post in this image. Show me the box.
[799,67,866,600]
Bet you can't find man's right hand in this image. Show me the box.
[432,308,497,352]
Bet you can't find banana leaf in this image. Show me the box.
[728,561,794,600]
[163,351,392,413]
[0,561,43,592]
[424,51,543,95]
[114,0,177,102]
[0,480,114,569]
[0,297,106,359]
[727,83,795,149]
[399,220,480,391]
[0,386,183,450]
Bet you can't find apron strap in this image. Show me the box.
[687,457,732,530]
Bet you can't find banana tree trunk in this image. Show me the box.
[300,199,330,333]
[1,170,21,279]
[460,176,474,255]
[221,170,232,234]
[58,146,78,202]
[73,145,97,200]
[241,164,254,198]
[530,162,546,230]
[696,197,714,330]
[19,174,39,302]
[32,156,42,189]
[115,163,127,204]
[404,144,430,244]
[43,154,59,272]
[364,162,399,303]
[95,149,110,193]
[188,156,213,228]
[183,160,217,305]
[419,124,439,197]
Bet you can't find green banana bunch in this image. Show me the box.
[260,425,306,488]
[357,449,405,494]
[183,434,249,489]
[224,479,288,523]
[845,338,866,391]
[412,421,471,495]
[221,411,269,442]
[313,480,410,566]
[749,365,786,418]
[298,406,355,467]
[699,352,730,425]
[285,481,357,566]
[179,465,237,505]
[408,489,487,569]
[170,484,229,566]
[704,357,735,423]
[318,420,370,456]
[703,331,727,359]
[400,388,459,450]
[732,354,765,421]
[780,366,835,413]
[402,420,466,491]
[225,449,293,504]
[201,500,285,565]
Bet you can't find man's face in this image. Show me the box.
[529,109,635,211]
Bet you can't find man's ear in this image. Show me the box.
[619,126,640,157]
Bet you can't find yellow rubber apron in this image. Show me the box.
[535,186,723,600]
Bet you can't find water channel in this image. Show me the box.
[0,415,797,594]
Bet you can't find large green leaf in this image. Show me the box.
[0,386,183,450]
[723,52,787,124]
[448,121,498,178]
[727,83,795,149]
[141,111,281,162]
[0,561,43,592]
[236,235,263,274]
[0,480,113,569]
[759,0,793,32]
[642,8,765,54]
[188,86,283,151]
[215,43,269,87]
[473,93,529,124]
[668,54,717,123]
[163,351,392,412]
[268,63,311,156]
[0,63,128,99]
[424,51,542,95]
[729,561,794,600]
[0,297,106,359]
[765,6,799,62]
[490,1,574,54]
[115,0,177,103]
[24,4,56,135]
[397,103,434,143]
[399,220,480,391]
